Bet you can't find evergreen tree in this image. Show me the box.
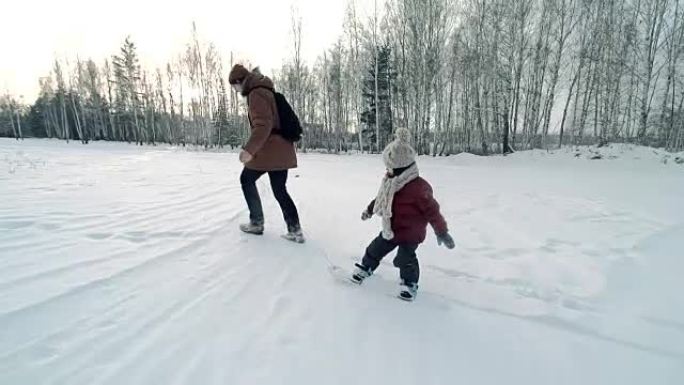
[360,44,394,152]
[112,37,142,143]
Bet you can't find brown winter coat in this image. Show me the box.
[241,72,297,171]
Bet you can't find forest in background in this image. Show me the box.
[2,0,683,154]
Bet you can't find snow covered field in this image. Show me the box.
[1,138,683,385]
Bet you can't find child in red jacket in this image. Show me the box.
[351,128,455,301]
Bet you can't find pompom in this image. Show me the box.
[395,127,411,143]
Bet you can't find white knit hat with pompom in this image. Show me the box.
[382,127,416,169]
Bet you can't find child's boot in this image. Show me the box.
[398,280,419,301]
[350,263,373,284]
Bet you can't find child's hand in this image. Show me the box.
[437,232,455,249]
[361,210,373,221]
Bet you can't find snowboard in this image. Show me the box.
[327,264,416,301]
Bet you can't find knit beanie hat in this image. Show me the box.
[229,64,250,84]
[382,127,416,169]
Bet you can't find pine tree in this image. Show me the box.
[214,77,230,148]
[112,37,142,144]
[360,44,394,152]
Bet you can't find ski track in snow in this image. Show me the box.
[1,139,683,385]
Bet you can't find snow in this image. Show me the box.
[513,143,684,165]
[1,138,683,385]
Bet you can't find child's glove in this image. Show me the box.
[361,210,373,221]
[437,232,455,249]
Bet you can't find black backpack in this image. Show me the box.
[250,86,302,143]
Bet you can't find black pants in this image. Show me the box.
[361,233,420,284]
[240,168,300,230]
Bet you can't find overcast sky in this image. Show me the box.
[1,0,375,101]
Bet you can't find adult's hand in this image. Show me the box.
[239,150,253,164]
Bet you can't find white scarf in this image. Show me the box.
[373,163,420,240]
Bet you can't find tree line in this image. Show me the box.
[2,0,684,154]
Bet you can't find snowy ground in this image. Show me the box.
[1,138,683,385]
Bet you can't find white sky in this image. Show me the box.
[1,0,374,101]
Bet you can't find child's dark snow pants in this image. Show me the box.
[361,233,420,284]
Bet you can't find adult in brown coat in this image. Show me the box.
[229,64,304,243]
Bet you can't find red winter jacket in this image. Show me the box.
[368,177,448,244]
